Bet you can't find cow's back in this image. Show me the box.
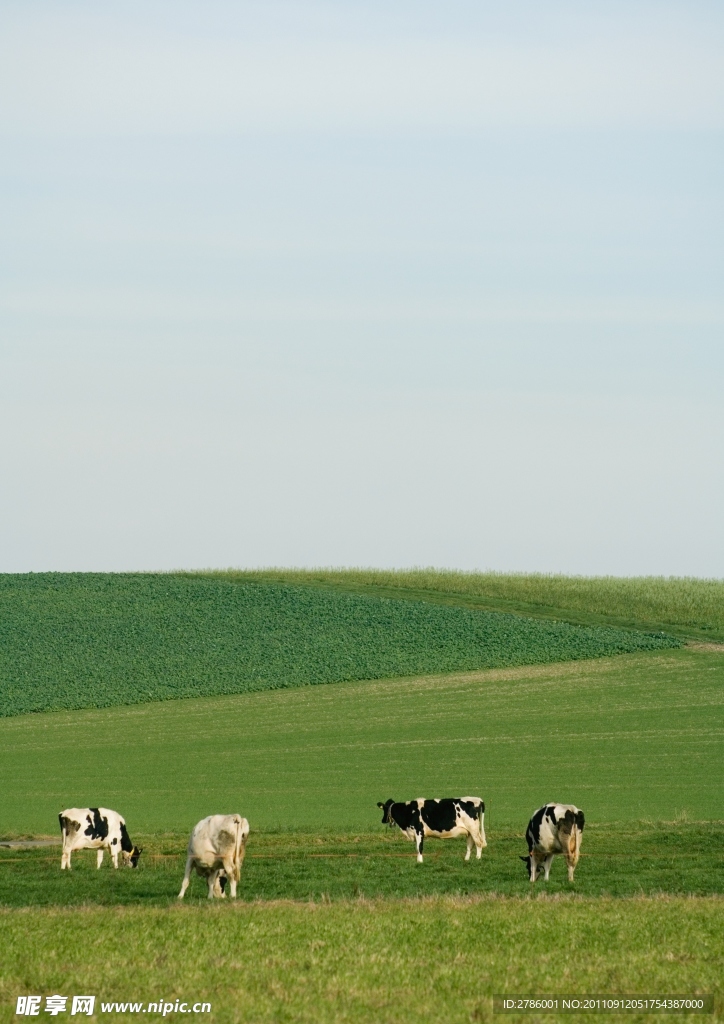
[59,809,83,847]
[59,808,90,828]
[527,804,583,853]
[189,814,247,859]
[60,807,117,843]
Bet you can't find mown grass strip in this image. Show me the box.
[0,574,679,717]
[0,897,721,1023]
[1,822,722,907]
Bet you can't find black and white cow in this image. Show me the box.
[378,797,486,863]
[178,814,250,900]
[521,803,584,882]
[59,807,142,870]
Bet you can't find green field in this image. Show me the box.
[1,898,722,1024]
[1,574,722,1022]
[0,574,679,717]
[1,648,721,836]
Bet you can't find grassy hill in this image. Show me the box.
[1,647,720,839]
[210,568,724,641]
[0,573,679,717]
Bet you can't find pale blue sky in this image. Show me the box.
[1,1,723,574]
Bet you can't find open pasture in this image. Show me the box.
[1,580,722,1021]
[0,573,679,717]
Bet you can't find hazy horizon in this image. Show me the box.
[2,2,723,577]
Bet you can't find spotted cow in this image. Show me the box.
[378,797,486,863]
[59,807,142,870]
[521,803,585,882]
[178,814,250,900]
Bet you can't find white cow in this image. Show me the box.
[59,807,142,870]
[178,814,250,900]
[521,803,585,882]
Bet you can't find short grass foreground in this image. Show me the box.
[2,822,723,907]
[1,897,721,1024]
[0,574,679,717]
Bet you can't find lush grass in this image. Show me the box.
[216,568,724,641]
[0,897,721,1023]
[2,821,723,907]
[0,574,679,718]
[0,648,720,836]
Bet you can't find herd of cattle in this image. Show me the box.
[58,799,585,897]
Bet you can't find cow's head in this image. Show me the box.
[519,855,533,879]
[122,845,143,868]
[377,800,395,825]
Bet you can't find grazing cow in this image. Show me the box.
[59,807,142,870]
[178,814,250,900]
[378,797,486,863]
[521,803,585,882]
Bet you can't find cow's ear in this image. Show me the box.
[519,856,529,863]
[377,802,384,808]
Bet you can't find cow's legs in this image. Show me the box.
[223,858,237,898]
[470,821,486,859]
[529,852,540,883]
[96,849,104,869]
[111,849,120,869]
[542,854,555,881]
[207,871,221,900]
[565,840,580,881]
[465,834,473,861]
[211,871,227,898]
[414,830,424,863]
[178,856,194,899]
[61,847,71,870]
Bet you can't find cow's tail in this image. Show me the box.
[232,815,246,881]
[573,811,584,855]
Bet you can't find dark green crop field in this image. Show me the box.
[219,569,724,640]
[0,574,679,718]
